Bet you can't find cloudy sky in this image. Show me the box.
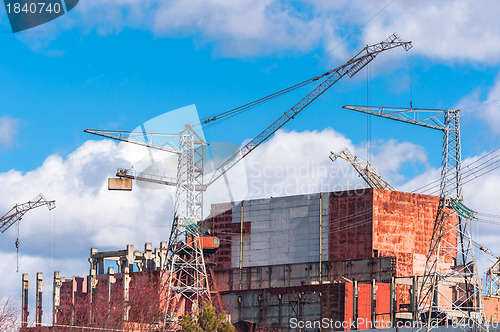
[1,0,500,326]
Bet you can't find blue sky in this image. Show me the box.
[1,2,499,174]
[1,0,500,324]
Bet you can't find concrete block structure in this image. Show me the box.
[206,189,483,330]
[26,188,500,331]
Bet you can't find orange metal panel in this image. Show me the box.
[483,296,500,323]
[372,190,457,277]
[344,282,354,331]
[375,282,391,328]
[357,283,372,330]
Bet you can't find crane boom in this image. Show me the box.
[115,168,207,191]
[206,33,412,187]
[330,148,395,190]
[342,105,447,131]
[83,129,183,155]
[0,194,56,233]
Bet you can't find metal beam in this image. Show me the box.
[206,34,412,187]
[84,129,182,154]
[342,105,447,131]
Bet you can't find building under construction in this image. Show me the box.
[21,188,500,330]
[15,34,500,331]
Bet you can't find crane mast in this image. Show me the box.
[85,33,411,330]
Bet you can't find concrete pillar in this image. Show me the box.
[353,280,358,330]
[53,272,62,325]
[390,277,396,325]
[21,273,29,328]
[107,267,116,303]
[97,258,104,275]
[126,244,134,272]
[36,272,43,326]
[156,242,168,270]
[371,279,377,326]
[123,265,131,321]
[144,243,153,270]
[88,264,97,324]
[89,248,98,275]
[410,276,417,322]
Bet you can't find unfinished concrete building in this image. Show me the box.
[25,188,500,330]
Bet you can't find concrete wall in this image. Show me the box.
[210,193,329,271]
[214,258,396,293]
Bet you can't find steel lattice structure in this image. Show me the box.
[85,126,211,330]
[486,258,500,298]
[0,193,56,233]
[85,33,411,330]
[329,147,395,190]
[343,106,486,331]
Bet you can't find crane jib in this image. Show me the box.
[206,33,412,187]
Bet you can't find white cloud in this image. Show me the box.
[207,128,429,202]
[35,0,499,62]
[360,0,500,63]
[0,139,176,325]
[0,116,19,149]
[0,139,174,260]
[457,75,500,135]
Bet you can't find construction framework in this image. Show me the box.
[85,33,412,330]
[330,147,395,190]
[486,258,500,298]
[342,105,486,331]
[0,193,56,233]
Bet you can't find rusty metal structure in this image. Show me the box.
[343,105,486,330]
[330,147,395,190]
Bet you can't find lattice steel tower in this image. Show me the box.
[342,106,486,331]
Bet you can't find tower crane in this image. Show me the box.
[0,193,56,233]
[0,193,56,272]
[85,33,412,330]
[341,105,485,331]
[330,147,395,190]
